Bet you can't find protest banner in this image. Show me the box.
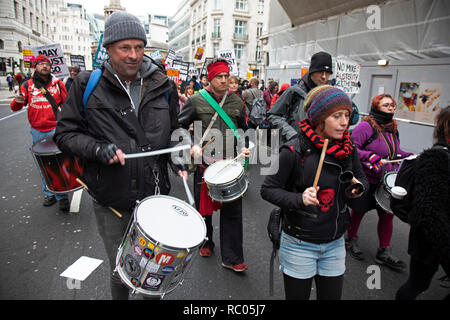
[22,45,34,68]
[200,57,214,76]
[334,59,361,94]
[194,47,204,60]
[93,34,108,69]
[165,50,177,67]
[166,69,180,84]
[172,60,190,81]
[70,55,86,70]
[150,50,164,60]
[33,43,69,79]
[218,49,238,76]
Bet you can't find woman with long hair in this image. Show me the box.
[346,94,413,270]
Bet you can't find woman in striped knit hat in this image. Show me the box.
[261,85,368,300]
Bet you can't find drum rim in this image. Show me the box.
[133,195,207,250]
[207,178,249,203]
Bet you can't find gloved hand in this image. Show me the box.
[95,143,119,165]
[369,153,382,169]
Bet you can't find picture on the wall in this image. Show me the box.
[397,82,442,124]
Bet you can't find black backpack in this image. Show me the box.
[248,89,267,126]
[391,145,448,223]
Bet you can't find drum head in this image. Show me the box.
[204,160,243,185]
[136,196,206,249]
[32,136,60,154]
[384,172,397,188]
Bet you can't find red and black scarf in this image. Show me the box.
[299,119,353,159]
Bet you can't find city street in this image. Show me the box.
[0,89,448,302]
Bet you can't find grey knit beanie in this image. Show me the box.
[103,11,147,47]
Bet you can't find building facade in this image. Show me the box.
[49,0,92,70]
[169,0,270,78]
[0,0,53,76]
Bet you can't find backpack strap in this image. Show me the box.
[83,69,102,113]
[359,120,378,150]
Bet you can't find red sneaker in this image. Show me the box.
[199,248,212,257]
[221,263,248,272]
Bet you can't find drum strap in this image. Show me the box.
[32,78,61,118]
[199,89,240,140]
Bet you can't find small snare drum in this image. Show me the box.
[203,159,248,203]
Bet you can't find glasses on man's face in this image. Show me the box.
[380,103,396,109]
[37,62,51,67]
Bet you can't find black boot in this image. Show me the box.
[346,237,365,261]
[375,247,406,271]
[43,195,56,207]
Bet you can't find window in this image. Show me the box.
[214,0,221,10]
[213,18,221,38]
[258,0,264,14]
[234,44,244,59]
[213,43,219,57]
[257,23,263,38]
[235,0,247,11]
[0,40,4,50]
[256,45,261,62]
[234,20,247,40]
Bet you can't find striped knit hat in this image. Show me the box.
[303,85,352,126]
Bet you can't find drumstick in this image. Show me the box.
[181,176,195,206]
[124,144,190,160]
[75,178,123,219]
[210,153,245,180]
[312,139,329,189]
[201,136,216,151]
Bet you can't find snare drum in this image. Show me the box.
[203,159,248,203]
[31,136,83,194]
[115,195,206,297]
[374,171,397,214]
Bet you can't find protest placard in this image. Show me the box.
[172,60,190,81]
[200,57,214,76]
[334,59,361,94]
[22,46,34,68]
[93,34,108,69]
[218,49,238,76]
[70,55,86,71]
[166,69,180,84]
[33,43,69,79]
[194,47,204,60]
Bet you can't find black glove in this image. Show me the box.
[95,143,119,165]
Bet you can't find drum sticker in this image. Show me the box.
[131,278,141,288]
[142,273,165,291]
[177,251,187,258]
[134,245,143,257]
[155,252,175,266]
[119,256,124,267]
[143,248,155,259]
[124,254,141,278]
[161,266,175,274]
[139,237,147,247]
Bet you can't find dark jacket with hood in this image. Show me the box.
[54,56,179,211]
[261,132,369,244]
[267,72,316,142]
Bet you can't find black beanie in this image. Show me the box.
[309,51,333,74]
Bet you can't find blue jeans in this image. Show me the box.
[30,128,68,200]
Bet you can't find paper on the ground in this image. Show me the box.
[60,256,103,281]
[69,189,83,213]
